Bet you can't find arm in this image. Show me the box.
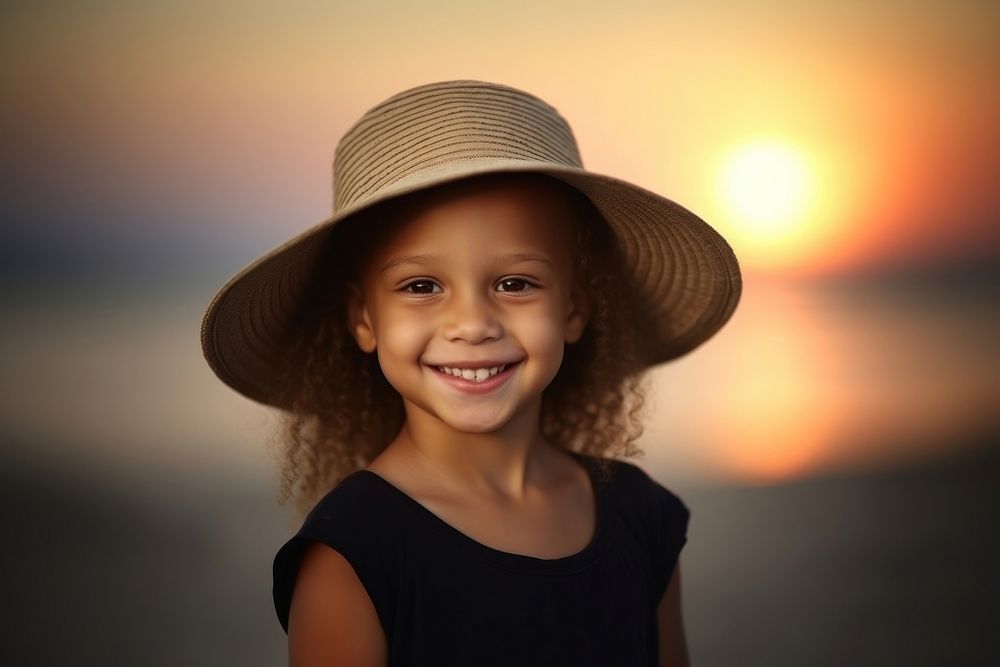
[657,558,691,667]
[287,541,388,667]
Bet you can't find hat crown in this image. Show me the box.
[331,80,583,212]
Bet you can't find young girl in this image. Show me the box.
[201,79,741,666]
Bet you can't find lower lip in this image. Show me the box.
[428,362,521,395]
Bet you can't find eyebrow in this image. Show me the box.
[379,252,554,275]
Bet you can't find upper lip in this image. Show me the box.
[428,359,521,368]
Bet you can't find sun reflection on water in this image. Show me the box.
[645,273,1000,484]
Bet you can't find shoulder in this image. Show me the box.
[273,471,403,634]
[279,472,403,564]
[583,455,691,606]
[583,454,691,551]
[288,540,388,665]
[586,454,689,517]
[298,470,399,528]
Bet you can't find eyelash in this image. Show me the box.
[399,277,539,295]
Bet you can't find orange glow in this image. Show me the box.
[701,134,874,275]
[646,276,1000,485]
[702,282,840,483]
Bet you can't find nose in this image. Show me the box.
[441,287,504,344]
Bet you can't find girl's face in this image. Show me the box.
[346,176,589,437]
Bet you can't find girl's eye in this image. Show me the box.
[496,278,537,293]
[401,280,441,294]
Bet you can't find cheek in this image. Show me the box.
[516,313,567,356]
[378,309,430,357]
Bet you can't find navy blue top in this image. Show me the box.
[272,452,690,666]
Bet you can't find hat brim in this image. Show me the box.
[200,158,742,408]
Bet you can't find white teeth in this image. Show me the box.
[435,364,508,382]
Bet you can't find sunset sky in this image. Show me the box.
[3,0,997,282]
[1,1,997,485]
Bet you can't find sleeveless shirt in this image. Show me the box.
[272,452,690,666]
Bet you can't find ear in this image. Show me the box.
[346,281,377,353]
[564,285,590,344]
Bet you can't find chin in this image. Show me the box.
[444,418,509,434]
[439,408,519,434]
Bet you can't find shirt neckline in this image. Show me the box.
[351,450,611,575]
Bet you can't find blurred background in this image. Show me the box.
[2,1,998,665]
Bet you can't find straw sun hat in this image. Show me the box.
[200,79,742,409]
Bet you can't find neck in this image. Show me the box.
[393,398,554,502]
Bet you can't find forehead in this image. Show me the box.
[368,173,580,268]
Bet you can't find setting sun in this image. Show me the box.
[705,137,857,274]
[719,140,813,240]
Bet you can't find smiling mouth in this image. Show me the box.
[430,361,521,383]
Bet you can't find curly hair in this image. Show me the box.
[270,172,653,518]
